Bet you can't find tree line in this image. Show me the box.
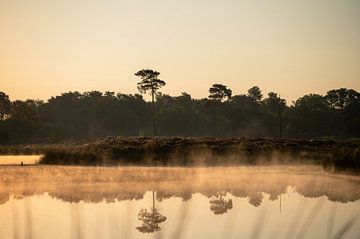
[0,72,359,143]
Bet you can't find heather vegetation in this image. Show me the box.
[36,137,358,173]
[0,87,359,143]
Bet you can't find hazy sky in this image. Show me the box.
[1,0,359,103]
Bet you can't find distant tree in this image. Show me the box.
[135,69,166,136]
[208,84,232,101]
[178,92,191,102]
[0,92,11,120]
[104,91,115,97]
[263,92,287,139]
[343,99,360,137]
[2,85,360,143]
[325,88,360,110]
[229,94,264,137]
[84,91,103,99]
[289,94,332,138]
[263,92,286,113]
[10,100,42,122]
[293,94,329,110]
[247,86,263,103]
[205,86,232,136]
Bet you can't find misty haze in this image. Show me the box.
[0,1,360,239]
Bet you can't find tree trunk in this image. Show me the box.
[152,191,155,209]
[278,95,282,139]
[151,92,157,137]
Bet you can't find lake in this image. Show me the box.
[0,155,42,165]
[0,165,359,239]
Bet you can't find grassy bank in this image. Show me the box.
[29,137,359,172]
[0,144,47,155]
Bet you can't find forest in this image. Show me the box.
[0,86,359,144]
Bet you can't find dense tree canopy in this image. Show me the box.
[0,92,11,120]
[325,88,360,110]
[0,86,359,144]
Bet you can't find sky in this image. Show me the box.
[0,0,359,103]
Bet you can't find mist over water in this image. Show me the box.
[0,166,359,239]
[1,1,359,239]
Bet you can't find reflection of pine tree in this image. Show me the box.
[248,192,263,207]
[136,191,167,233]
[269,186,287,201]
[209,192,233,215]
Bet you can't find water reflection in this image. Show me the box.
[209,192,233,215]
[0,166,359,238]
[0,166,360,206]
[136,191,167,233]
[0,155,42,165]
[248,192,264,207]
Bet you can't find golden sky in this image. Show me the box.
[0,0,359,103]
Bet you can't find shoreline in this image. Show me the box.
[0,137,359,172]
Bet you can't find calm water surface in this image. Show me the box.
[0,166,359,239]
[0,155,42,165]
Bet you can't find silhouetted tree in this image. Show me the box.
[135,69,166,136]
[11,100,41,122]
[0,87,359,143]
[263,92,287,138]
[209,84,232,101]
[263,92,286,113]
[104,91,115,97]
[227,94,264,137]
[247,86,263,103]
[289,94,332,138]
[0,92,11,120]
[325,88,360,110]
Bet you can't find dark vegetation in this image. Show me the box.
[35,137,359,173]
[0,87,359,143]
[1,69,359,171]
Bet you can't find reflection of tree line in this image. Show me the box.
[0,188,281,234]
[134,190,279,233]
[135,190,264,233]
[2,166,360,202]
[1,179,359,207]
[210,192,233,214]
[1,186,359,234]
